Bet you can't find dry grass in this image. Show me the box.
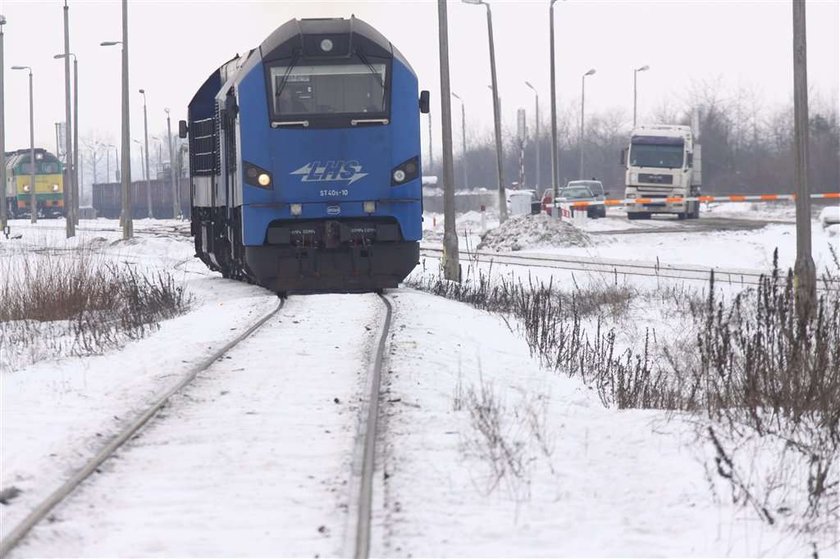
[0,246,190,370]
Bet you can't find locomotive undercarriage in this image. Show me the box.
[192,208,418,293]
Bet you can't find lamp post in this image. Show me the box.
[57,1,75,235]
[549,0,563,217]
[525,81,540,190]
[11,66,35,223]
[165,108,178,218]
[579,68,595,179]
[463,0,507,222]
[101,0,131,239]
[139,89,152,218]
[633,64,649,128]
[450,92,468,189]
[55,52,79,226]
[0,15,6,231]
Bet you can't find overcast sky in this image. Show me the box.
[1,0,838,164]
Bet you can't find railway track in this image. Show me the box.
[346,294,392,558]
[0,299,285,557]
[419,245,840,289]
[0,293,392,557]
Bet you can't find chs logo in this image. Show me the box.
[290,160,368,186]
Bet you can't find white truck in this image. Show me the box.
[621,124,701,220]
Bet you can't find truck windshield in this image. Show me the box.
[629,143,684,169]
[269,60,388,120]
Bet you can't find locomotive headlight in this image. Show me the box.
[391,156,420,186]
[243,161,272,189]
[363,201,376,214]
[52,184,59,192]
[290,203,302,216]
[320,39,334,52]
[23,184,30,192]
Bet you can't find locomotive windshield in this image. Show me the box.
[268,57,389,123]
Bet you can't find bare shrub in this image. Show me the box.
[459,376,555,500]
[678,253,840,540]
[0,247,191,371]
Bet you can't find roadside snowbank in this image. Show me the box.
[477,214,592,252]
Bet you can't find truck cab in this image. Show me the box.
[622,124,701,220]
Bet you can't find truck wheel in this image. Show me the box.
[677,212,687,220]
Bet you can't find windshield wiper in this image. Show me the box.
[274,49,302,102]
[356,50,386,108]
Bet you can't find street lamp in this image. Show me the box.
[633,64,649,128]
[54,52,79,227]
[463,0,507,222]
[579,68,596,179]
[138,89,152,218]
[11,65,36,223]
[525,81,540,190]
[451,92,468,189]
[101,0,132,239]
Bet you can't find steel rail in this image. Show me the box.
[0,298,286,557]
[346,293,392,559]
[419,246,840,289]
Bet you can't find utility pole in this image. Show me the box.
[549,0,560,216]
[53,49,81,225]
[438,0,460,281]
[792,0,815,313]
[103,0,133,237]
[0,15,6,232]
[166,109,177,218]
[62,1,74,236]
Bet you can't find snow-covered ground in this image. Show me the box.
[424,201,839,274]
[2,213,838,556]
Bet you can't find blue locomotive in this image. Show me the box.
[181,16,428,293]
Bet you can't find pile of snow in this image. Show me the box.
[477,213,592,252]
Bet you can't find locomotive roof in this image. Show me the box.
[4,148,59,169]
[258,16,414,73]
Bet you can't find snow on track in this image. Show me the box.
[12,294,385,557]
